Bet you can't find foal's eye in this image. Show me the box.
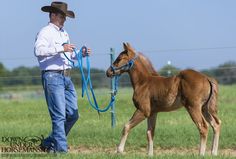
[118,56,123,61]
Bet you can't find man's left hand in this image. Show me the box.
[82,47,91,57]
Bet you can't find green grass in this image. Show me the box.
[1,153,234,159]
[0,86,236,158]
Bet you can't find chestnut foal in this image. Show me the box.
[106,43,221,156]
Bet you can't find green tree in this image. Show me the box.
[201,61,236,85]
[0,62,8,76]
[214,61,236,84]
[159,64,180,77]
[5,66,40,86]
[0,62,9,88]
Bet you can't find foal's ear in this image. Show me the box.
[126,43,132,48]
[123,42,135,56]
[123,42,133,51]
[123,42,128,51]
[126,42,135,53]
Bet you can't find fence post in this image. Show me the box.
[110,48,116,128]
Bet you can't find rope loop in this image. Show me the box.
[63,47,119,113]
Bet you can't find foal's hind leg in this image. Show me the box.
[210,113,221,156]
[147,113,157,156]
[186,106,209,156]
[202,106,221,156]
[117,109,146,153]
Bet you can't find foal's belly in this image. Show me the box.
[152,95,183,112]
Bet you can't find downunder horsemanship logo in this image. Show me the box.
[1,135,44,153]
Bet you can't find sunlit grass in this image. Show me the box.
[0,85,235,158]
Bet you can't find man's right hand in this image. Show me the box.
[63,44,75,53]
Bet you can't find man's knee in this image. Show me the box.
[73,110,79,121]
[67,109,79,122]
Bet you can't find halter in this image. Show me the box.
[110,54,139,75]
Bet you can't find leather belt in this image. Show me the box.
[42,69,71,76]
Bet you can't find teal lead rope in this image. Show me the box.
[63,47,119,113]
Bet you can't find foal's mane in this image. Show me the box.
[137,52,159,75]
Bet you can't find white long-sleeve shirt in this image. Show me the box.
[34,23,73,70]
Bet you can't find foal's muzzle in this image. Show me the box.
[106,54,139,78]
[106,66,120,77]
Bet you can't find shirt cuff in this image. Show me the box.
[55,46,64,53]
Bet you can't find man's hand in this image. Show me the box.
[82,47,91,57]
[63,44,75,53]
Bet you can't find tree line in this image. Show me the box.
[0,61,236,89]
[159,61,236,85]
[0,63,110,89]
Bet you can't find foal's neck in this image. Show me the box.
[128,60,150,89]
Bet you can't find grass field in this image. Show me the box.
[0,85,236,158]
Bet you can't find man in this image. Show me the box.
[34,1,89,153]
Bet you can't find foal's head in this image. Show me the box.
[106,43,137,77]
[106,43,158,77]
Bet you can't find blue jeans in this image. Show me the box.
[41,71,79,152]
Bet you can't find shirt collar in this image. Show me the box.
[49,23,64,32]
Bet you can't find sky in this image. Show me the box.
[0,0,236,71]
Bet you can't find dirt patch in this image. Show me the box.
[69,146,236,157]
[1,146,234,157]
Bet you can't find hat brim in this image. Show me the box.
[41,6,75,18]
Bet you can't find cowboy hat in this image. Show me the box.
[41,1,75,18]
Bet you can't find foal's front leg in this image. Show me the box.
[117,109,146,153]
[147,113,157,156]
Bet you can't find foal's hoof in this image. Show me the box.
[116,149,125,154]
[148,153,154,157]
[211,151,218,156]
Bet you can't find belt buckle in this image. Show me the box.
[63,69,70,76]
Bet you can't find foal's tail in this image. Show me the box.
[207,78,218,114]
[202,77,221,124]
